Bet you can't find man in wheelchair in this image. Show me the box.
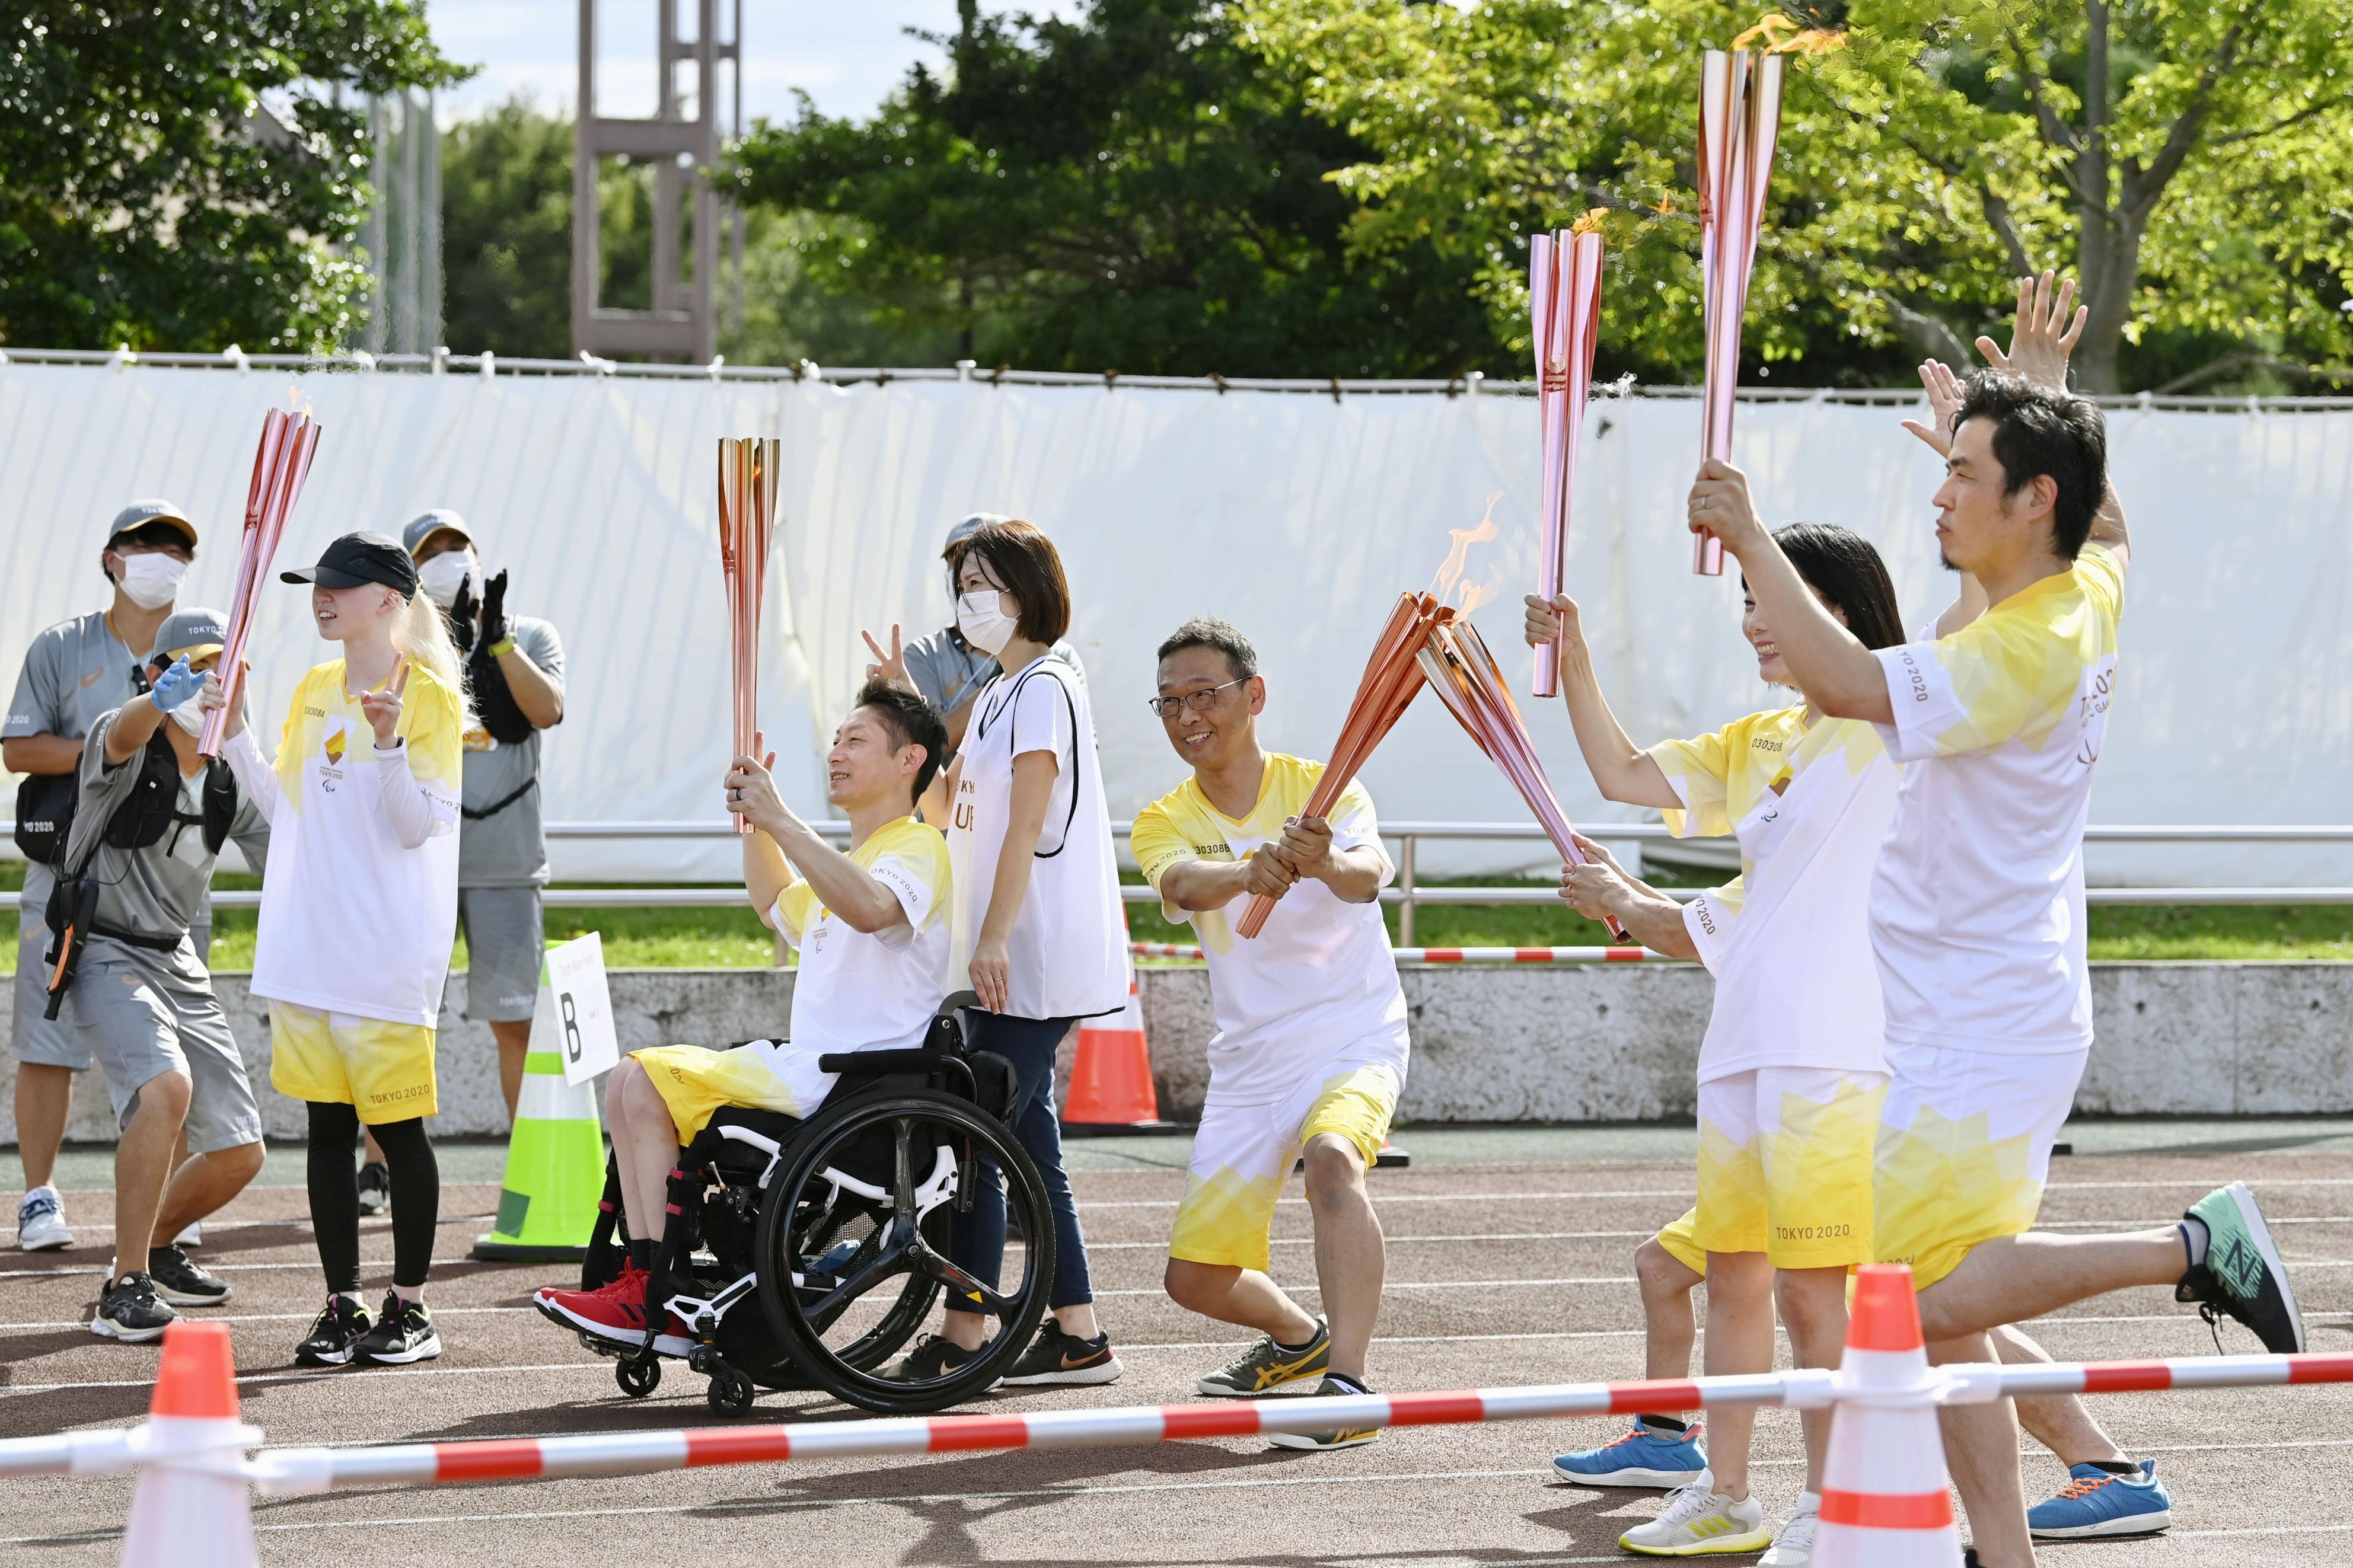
[533,680,954,1363]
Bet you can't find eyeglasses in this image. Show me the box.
[1146,678,1246,719]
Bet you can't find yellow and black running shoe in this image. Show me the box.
[1265,1373,1381,1451]
[1198,1317,1331,1398]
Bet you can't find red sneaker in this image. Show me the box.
[536,1264,651,1346]
[535,1264,694,1356]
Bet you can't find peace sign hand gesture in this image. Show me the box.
[361,659,410,749]
[862,624,914,694]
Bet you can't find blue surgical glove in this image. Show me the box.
[150,656,202,713]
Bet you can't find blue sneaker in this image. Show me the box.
[1552,1419,1708,1487]
[2027,1461,2172,1539]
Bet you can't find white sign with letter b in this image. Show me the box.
[538,931,620,1087]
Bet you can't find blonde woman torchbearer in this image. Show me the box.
[200,531,467,1371]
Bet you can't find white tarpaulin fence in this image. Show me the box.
[2,358,2345,885]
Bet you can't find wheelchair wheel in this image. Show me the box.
[755,1088,1055,1413]
[616,1356,660,1398]
[706,1364,757,1416]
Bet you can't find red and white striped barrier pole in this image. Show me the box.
[230,1347,2353,1494]
[1130,942,1674,964]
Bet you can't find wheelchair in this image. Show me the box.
[572,992,1057,1416]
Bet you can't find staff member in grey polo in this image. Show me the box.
[406,510,566,1126]
[886,512,1086,823]
[59,609,271,1340]
[7,500,202,1253]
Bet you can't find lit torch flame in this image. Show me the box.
[1426,495,1503,612]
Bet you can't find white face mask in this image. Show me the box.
[955,590,1019,657]
[168,702,208,737]
[417,548,477,608]
[113,551,186,611]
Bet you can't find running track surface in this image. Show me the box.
[7,1124,2352,1566]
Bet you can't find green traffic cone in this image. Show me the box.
[472,1043,605,1262]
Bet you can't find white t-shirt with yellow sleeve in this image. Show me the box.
[1649,704,1899,1082]
[769,815,954,1069]
[1867,542,2124,1054]
[1130,753,1408,1109]
[231,659,463,1027]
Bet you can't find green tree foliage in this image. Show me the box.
[1242,0,2353,392]
[733,0,1506,377]
[0,2,464,351]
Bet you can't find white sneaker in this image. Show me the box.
[17,1187,73,1251]
[174,1220,203,1248]
[1619,1471,1772,1556]
[1759,1493,1819,1566]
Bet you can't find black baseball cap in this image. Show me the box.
[281,531,421,597]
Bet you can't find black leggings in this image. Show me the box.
[306,1102,438,1293]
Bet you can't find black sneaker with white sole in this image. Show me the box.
[295,1294,376,1366]
[882,1333,984,1383]
[356,1161,391,1217]
[354,1292,442,1364]
[90,1272,178,1342]
[147,1243,232,1305]
[997,1323,1123,1387]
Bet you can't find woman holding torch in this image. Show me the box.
[877,519,1129,1388]
[1525,526,1904,1560]
[200,531,467,1369]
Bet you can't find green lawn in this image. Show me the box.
[2,861,2345,969]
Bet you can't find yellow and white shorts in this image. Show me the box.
[1169,1062,1400,1272]
[269,1002,438,1125]
[1655,1207,1705,1275]
[1692,1066,1886,1270]
[1875,1039,2086,1290]
[630,1042,821,1145]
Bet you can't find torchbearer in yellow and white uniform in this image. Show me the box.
[1530,523,1906,1561]
[1130,618,1407,1454]
[208,531,468,1372]
[1698,273,2300,1568]
[532,680,954,1356]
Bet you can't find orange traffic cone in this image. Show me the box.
[1062,973,1168,1131]
[123,1321,260,1568]
[1816,1264,1963,1568]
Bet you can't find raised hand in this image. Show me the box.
[1899,358,1968,456]
[478,570,511,649]
[1522,592,1584,650]
[149,656,203,713]
[448,577,479,653]
[861,624,913,692]
[1976,271,2086,391]
[361,659,410,749]
[195,666,247,740]
[1686,460,1768,558]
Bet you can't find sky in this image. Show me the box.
[427,1,1077,129]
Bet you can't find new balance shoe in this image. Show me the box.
[1198,1318,1331,1397]
[1759,1491,1819,1566]
[1553,1419,1710,1487]
[884,1333,984,1382]
[997,1323,1123,1387]
[1264,1374,1380,1451]
[1619,1473,1771,1556]
[2028,1461,2172,1539]
[16,1186,73,1251]
[146,1243,232,1305]
[356,1160,391,1217]
[535,1266,692,1355]
[2177,1181,2304,1353]
[90,1272,178,1343]
[294,1294,375,1366]
[355,1292,441,1364]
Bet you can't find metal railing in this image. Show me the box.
[9,821,2341,941]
